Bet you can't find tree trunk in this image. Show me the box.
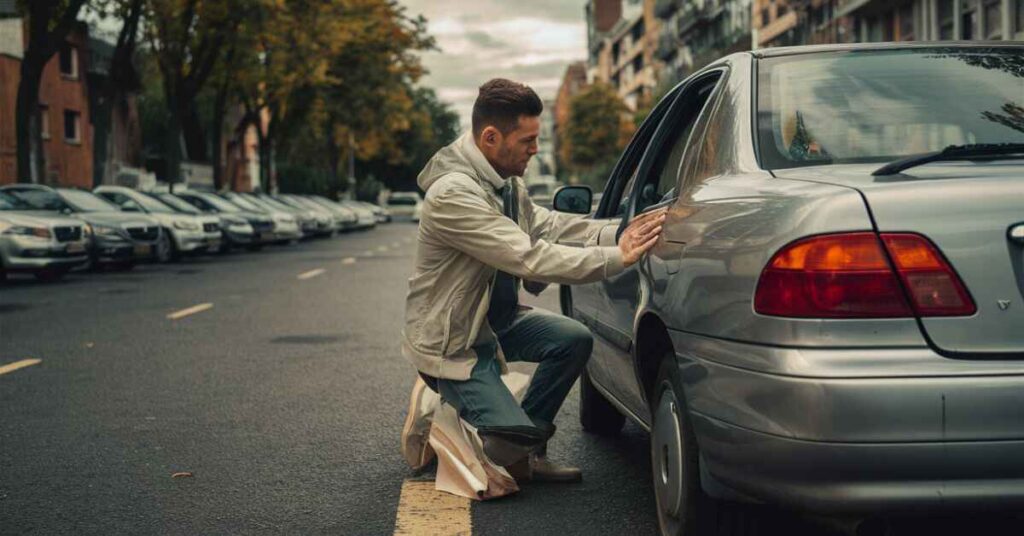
[164,94,184,186]
[181,100,208,162]
[92,93,114,187]
[210,97,226,190]
[15,56,45,183]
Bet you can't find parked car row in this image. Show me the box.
[0,184,392,282]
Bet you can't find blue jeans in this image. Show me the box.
[437,307,593,436]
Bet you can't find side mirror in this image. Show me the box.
[552,186,592,215]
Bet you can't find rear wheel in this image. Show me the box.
[651,358,709,536]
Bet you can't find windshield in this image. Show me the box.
[388,194,418,206]
[152,193,201,214]
[0,191,34,211]
[194,193,240,212]
[9,189,66,211]
[223,193,264,212]
[260,196,297,212]
[124,191,176,213]
[757,47,1024,169]
[60,189,119,212]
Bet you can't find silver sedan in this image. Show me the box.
[557,42,1024,533]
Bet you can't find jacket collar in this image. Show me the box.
[457,133,508,192]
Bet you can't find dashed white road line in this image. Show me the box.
[363,250,375,257]
[393,479,471,536]
[297,268,326,280]
[391,242,401,248]
[0,358,41,377]
[377,245,389,252]
[167,303,214,320]
[341,257,357,265]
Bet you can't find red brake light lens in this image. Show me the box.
[879,233,976,316]
[755,232,975,319]
[755,233,912,318]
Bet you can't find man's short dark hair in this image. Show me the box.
[471,79,543,138]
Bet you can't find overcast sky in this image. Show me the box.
[399,0,590,132]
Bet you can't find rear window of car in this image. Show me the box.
[756,47,1024,169]
[388,194,419,206]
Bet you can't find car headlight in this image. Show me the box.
[3,226,51,239]
[173,219,200,231]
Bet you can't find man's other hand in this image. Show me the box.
[619,207,667,266]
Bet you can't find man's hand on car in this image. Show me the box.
[619,207,667,266]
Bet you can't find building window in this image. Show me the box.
[1018,0,1024,35]
[761,7,770,26]
[40,105,50,140]
[938,0,955,39]
[961,1,978,40]
[59,44,78,79]
[983,0,1002,39]
[63,110,81,144]
[898,4,915,40]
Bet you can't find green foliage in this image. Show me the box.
[559,83,633,191]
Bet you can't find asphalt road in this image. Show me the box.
[2,223,1023,535]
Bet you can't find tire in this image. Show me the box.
[156,231,177,263]
[651,357,709,536]
[580,368,626,435]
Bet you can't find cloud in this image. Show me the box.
[400,0,589,131]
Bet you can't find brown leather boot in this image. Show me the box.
[504,445,582,483]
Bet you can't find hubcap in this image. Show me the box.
[652,385,684,519]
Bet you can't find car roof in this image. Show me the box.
[751,40,1022,59]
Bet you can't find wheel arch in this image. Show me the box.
[633,311,676,410]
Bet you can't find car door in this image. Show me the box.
[575,84,685,415]
[590,69,726,418]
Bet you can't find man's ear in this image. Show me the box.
[479,125,502,148]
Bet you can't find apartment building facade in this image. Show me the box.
[755,0,1024,48]
[587,0,662,111]
[655,0,753,82]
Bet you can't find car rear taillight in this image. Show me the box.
[879,233,976,316]
[754,233,912,318]
[755,232,975,319]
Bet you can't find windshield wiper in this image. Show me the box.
[872,143,1024,176]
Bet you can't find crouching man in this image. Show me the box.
[402,79,665,482]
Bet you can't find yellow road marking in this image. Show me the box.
[393,480,471,536]
[0,359,41,377]
[391,242,401,248]
[167,303,214,320]
[297,268,326,280]
[341,257,356,265]
[377,245,389,252]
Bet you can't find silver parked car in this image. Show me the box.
[94,186,221,261]
[557,43,1024,534]
[174,190,277,249]
[220,192,302,244]
[0,191,89,281]
[1,184,162,269]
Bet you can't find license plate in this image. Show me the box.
[66,243,85,254]
[133,244,151,256]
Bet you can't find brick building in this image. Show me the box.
[0,15,95,187]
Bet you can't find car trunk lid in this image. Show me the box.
[777,161,1024,357]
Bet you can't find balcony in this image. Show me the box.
[654,0,679,19]
[656,26,680,60]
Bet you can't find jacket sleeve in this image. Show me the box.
[527,199,606,246]
[424,182,626,285]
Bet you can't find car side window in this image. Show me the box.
[598,86,682,219]
[678,73,732,194]
[632,71,723,214]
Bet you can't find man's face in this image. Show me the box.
[478,116,540,178]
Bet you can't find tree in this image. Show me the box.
[359,87,459,193]
[559,83,634,190]
[143,0,239,184]
[89,0,144,187]
[14,0,89,183]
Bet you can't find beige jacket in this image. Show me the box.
[402,133,626,380]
